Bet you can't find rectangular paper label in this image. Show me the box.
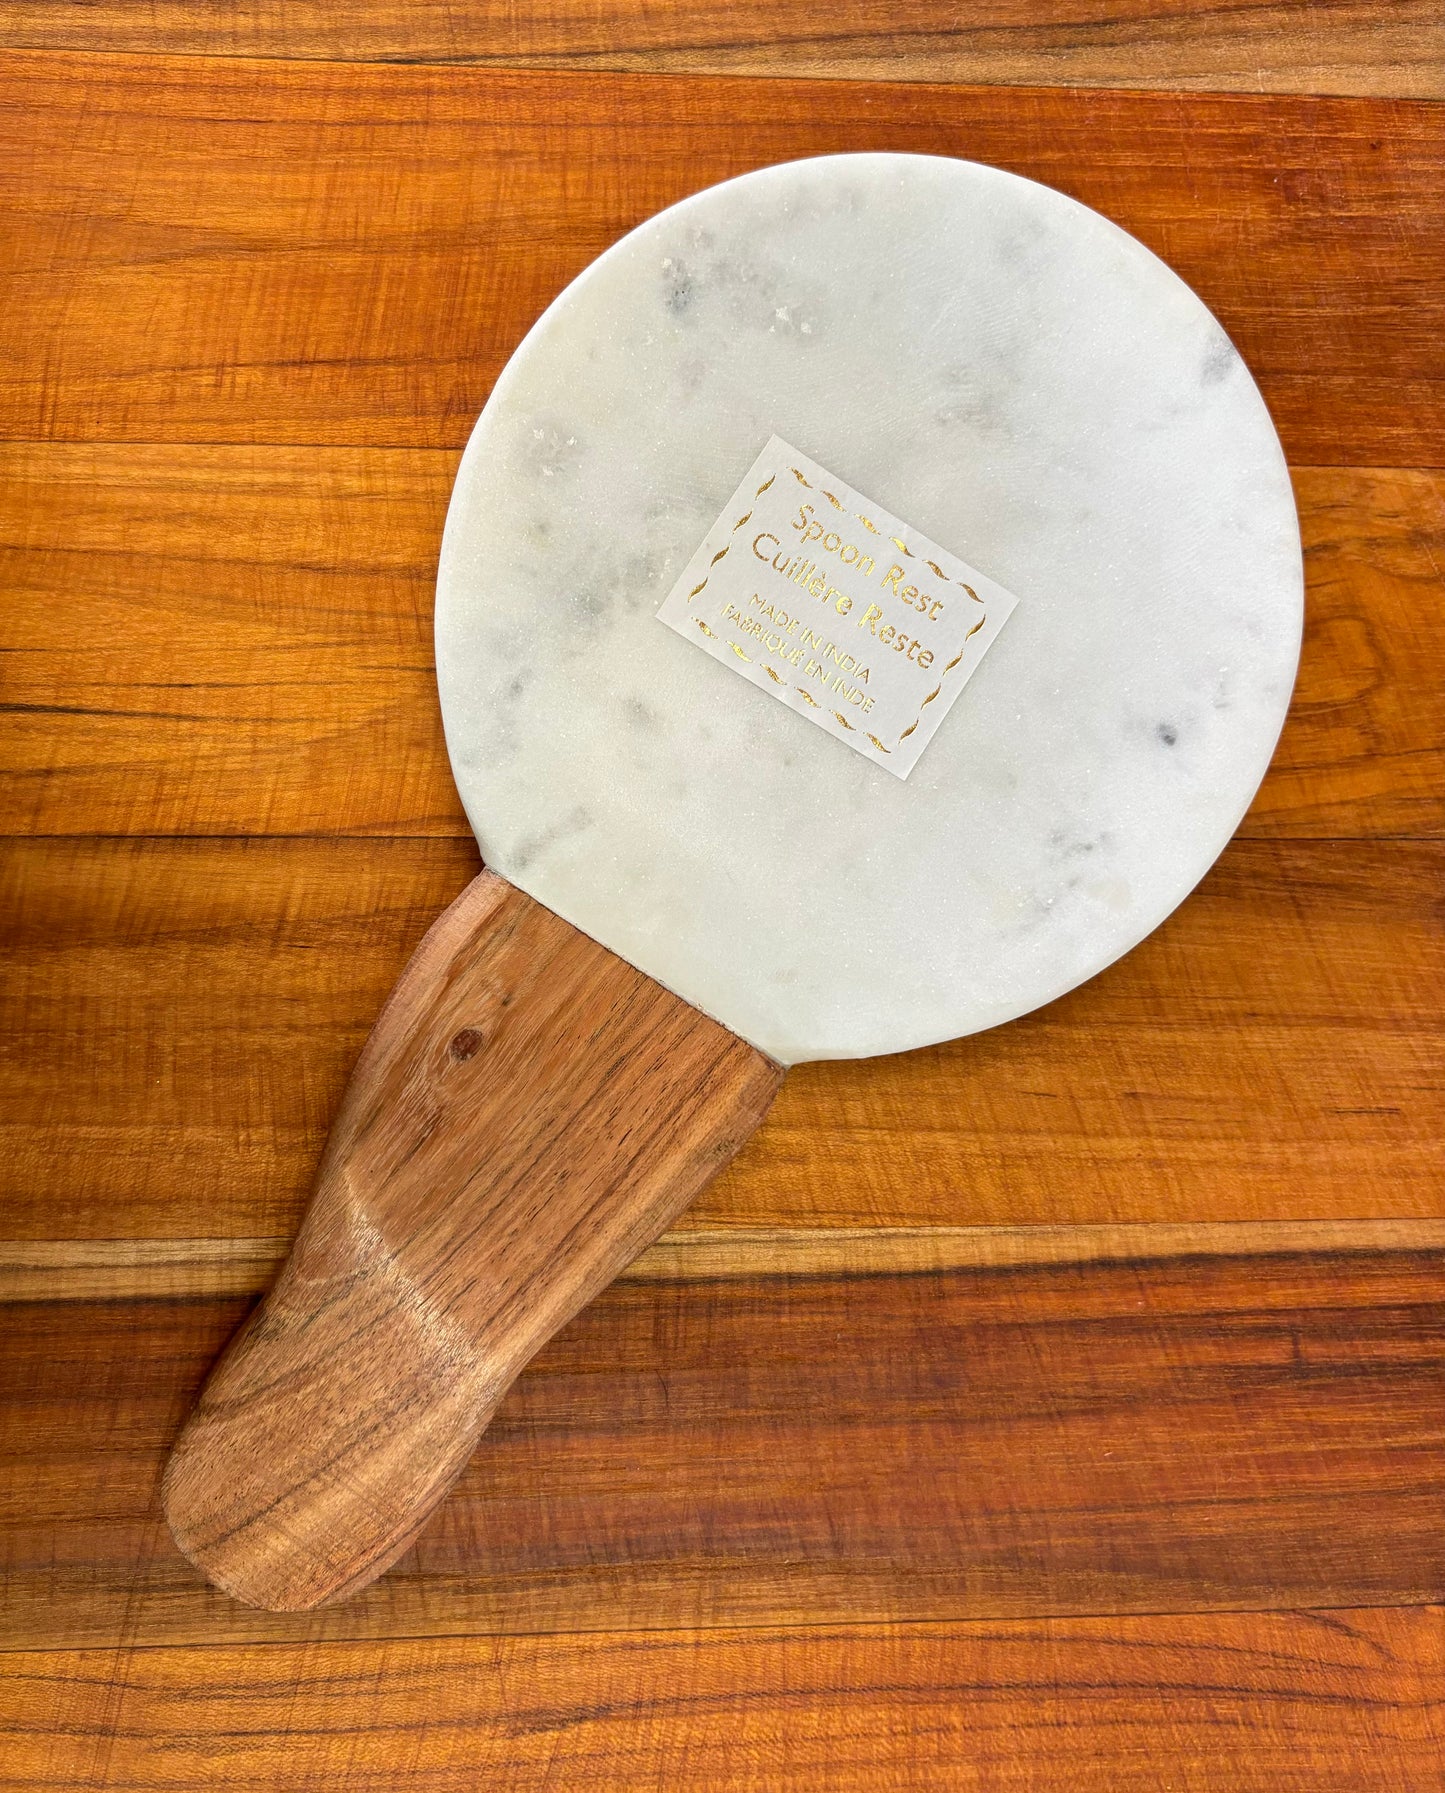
[656,436,1019,779]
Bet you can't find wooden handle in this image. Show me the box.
[162,870,783,1610]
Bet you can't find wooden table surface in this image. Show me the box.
[1,4,1442,1786]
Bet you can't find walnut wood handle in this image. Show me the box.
[162,870,783,1611]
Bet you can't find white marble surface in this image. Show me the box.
[435,153,1302,1066]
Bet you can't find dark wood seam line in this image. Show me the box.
[2,833,1441,845]
[0,40,1442,105]
[3,442,1441,469]
[0,1593,1439,1659]
[3,445,1445,482]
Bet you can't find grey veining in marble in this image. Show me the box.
[435,153,1302,1065]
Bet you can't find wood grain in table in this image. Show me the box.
[5,1609,1441,1791]
[3,449,1442,840]
[1,0,1441,98]
[2,835,1441,1241]
[1,32,1442,1791]
[4,58,1442,466]
[4,1248,1445,1651]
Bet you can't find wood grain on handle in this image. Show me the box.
[161,870,784,1611]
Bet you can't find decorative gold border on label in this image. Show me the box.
[687,473,777,605]
[896,613,987,743]
[674,451,1002,774]
[785,464,989,749]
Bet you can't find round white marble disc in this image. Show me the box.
[436,153,1301,1066]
